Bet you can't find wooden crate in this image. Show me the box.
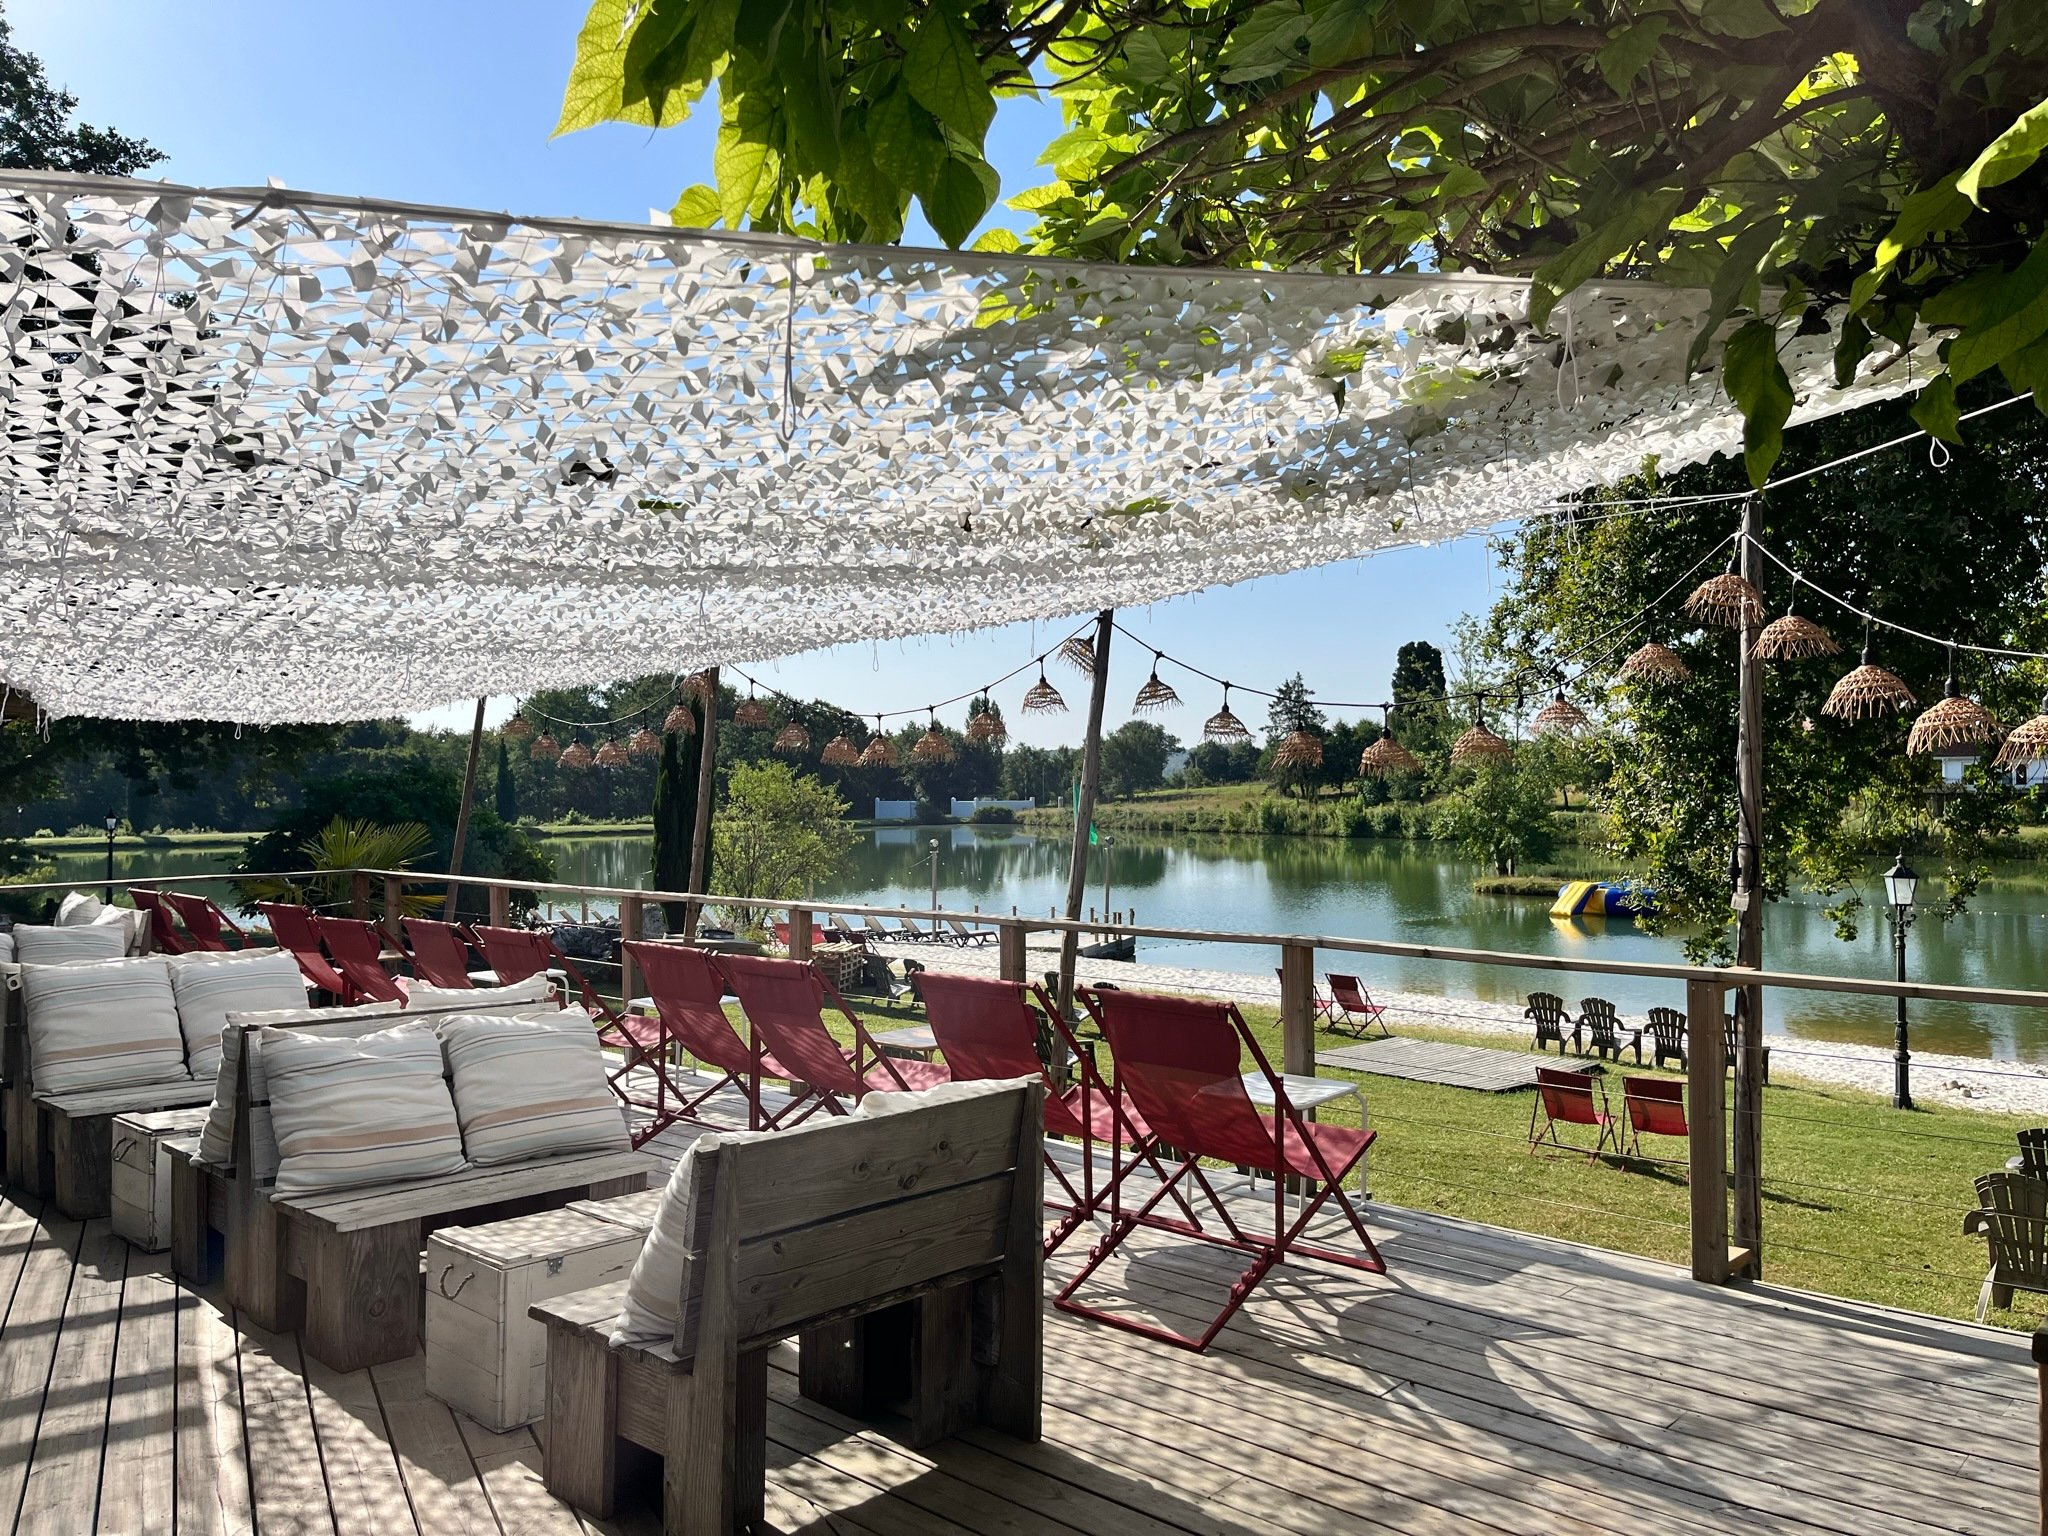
[424,1206,645,1431]
[109,1106,212,1252]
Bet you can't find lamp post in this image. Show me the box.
[102,810,118,904]
[928,838,940,913]
[1884,851,1918,1111]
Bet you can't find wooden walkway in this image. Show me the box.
[0,1159,2035,1534]
[1319,1036,1541,1091]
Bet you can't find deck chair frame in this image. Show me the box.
[255,901,350,1000]
[310,915,407,1005]
[715,954,918,1129]
[160,891,249,951]
[1326,974,1390,1039]
[621,940,775,1138]
[1529,1066,1620,1163]
[400,917,480,990]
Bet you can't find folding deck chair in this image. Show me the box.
[1326,974,1390,1038]
[1529,1066,1620,1163]
[400,917,480,989]
[130,888,195,955]
[1057,986,1383,1352]
[310,915,408,1005]
[1620,1077,1688,1158]
[622,940,787,1136]
[917,970,1184,1256]
[944,918,994,946]
[254,901,349,1000]
[1524,991,1571,1053]
[1273,967,1335,1026]
[160,891,249,951]
[716,952,928,1127]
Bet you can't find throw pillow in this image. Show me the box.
[437,1012,627,1166]
[12,923,127,967]
[20,956,190,1094]
[261,1023,467,1198]
[166,948,308,1083]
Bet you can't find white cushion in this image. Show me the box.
[437,1012,627,1167]
[0,932,13,965]
[194,997,407,1167]
[611,1124,770,1349]
[166,949,307,1084]
[12,923,127,967]
[20,956,191,1095]
[89,904,151,956]
[56,890,104,926]
[261,1023,468,1198]
[404,974,554,1011]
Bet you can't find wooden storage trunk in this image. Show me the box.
[109,1106,211,1252]
[424,1206,645,1431]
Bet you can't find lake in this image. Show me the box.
[43,828,2048,1061]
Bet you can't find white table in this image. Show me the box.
[1226,1073,1369,1203]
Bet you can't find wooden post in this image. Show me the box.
[350,870,371,920]
[383,877,403,935]
[787,906,812,962]
[1687,977,1730,1284]
[2032,1324,2047,1535]
[443,695,487,919]
[685,666,720,942]
[618,896,643,1007]
[1732,496,1766,1277]
[997,921,1027,984]
[1056,612,1114,1021]
[1278,941,1315,1079]
[487,883,510,930]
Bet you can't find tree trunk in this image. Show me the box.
[653,708,702,936]
[685,667,720,940]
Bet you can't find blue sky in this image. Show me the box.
[14,0,1496,746]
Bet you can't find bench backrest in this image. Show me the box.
[677,1081,1041,1358]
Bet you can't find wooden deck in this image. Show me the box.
[1317,1036,1542,1091]
[0,1152,2035,1536]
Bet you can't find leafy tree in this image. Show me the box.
[561,1,2048,481]
[1187,738,1261,784]
[1483,385,2048,958]
[1000,743,1078,806]
[1,5,160,174]
[1433,753,1559,877]
[711,760,858,903]
[1100,720,1176,800]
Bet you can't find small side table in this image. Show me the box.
[1226,1073,1369,1203]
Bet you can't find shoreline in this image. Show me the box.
[872,941,2048,1117]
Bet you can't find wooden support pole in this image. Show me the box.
[618,896,643,1007]
[350,870,371,920]
[1687,977,1730,1284]
[1057,612,1114,1021]
[1732,496,1766,1277]
[443,695,487,919]
[1278,941,1316,1079]
[685,667,720,942]
[998,921,1027,985]
[488,883,510,930]
[383,877,403,935]
[787,906,812,963]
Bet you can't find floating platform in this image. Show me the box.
[1550,880,1657,919]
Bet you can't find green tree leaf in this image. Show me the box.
[1220,5,1312,83]
[668,184,723,229]
[903,6,995,141]
[1686,215,1784,372]
[1721,319,1793,487]
[715,108,780,226]
[1597,19,1668,95]
[1909,373,1961,442]
[1849,174,1969,313]
[556,0,639,135]
[733,0,795,60]
[869,88,947,197]
[1948,235,2048,383]
[1957,95,2048,207]
[1529,189,1682,332]
[924,154,1001,248]
[1305,0,1380,67]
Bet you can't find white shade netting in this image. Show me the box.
[0,170,1934,724]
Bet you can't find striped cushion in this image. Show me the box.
[438,1013,628,1167]
[404,975,554,1011]
[261,1023,468,1198]
[194,997,407,1168]
[20,957,192,1095]
[56,891,104,925]
[167,949,307,1084]
[0,932,13,964]
[13,923,127,967]
[90,904,152,956]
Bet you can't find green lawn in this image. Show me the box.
[769,988,2037,1333]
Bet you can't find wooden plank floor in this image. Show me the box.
[1316,1036,1541,1091]
[1,1066,2036,1534]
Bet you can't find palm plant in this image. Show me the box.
[236,817,439,916]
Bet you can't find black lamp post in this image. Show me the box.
[928,838,940,913]
[1884,851,1918,1110]
[102,809,118,904]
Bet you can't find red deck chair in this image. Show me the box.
[1273,967,1335,1026]
[1529,1066,1620,1163]
[1620,1076,1688,1159]
[309,915,408,1006]
[621,941,792,1139]
[401,917,479,990]
[1326,974,1390,1039]
[715,953,925,1128]
[130,888,194,955]
[1057,987,1383,1352]
[254,902,348,1000]
[918,971,1190,1257]
[159,891,249,952]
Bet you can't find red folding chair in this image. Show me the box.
[254,902,348,1000]
[622,940,793,1139]
[1326,974,1390,1038]
[130,888,194,955]
[1058,987,1383,1352]
[309,915,408,1006]
[715,953,926,1128]
[918,970,1188,1257]
[1273,967,1335,1026]
[1620,1076,1688,1159]
[1529,1066,1620,1163]
[160,891,249,952]
[400,917,479,990]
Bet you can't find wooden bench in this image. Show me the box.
[179,1005,661,1372]
[2,976,215,1216]
[532,1081,1044,1534]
